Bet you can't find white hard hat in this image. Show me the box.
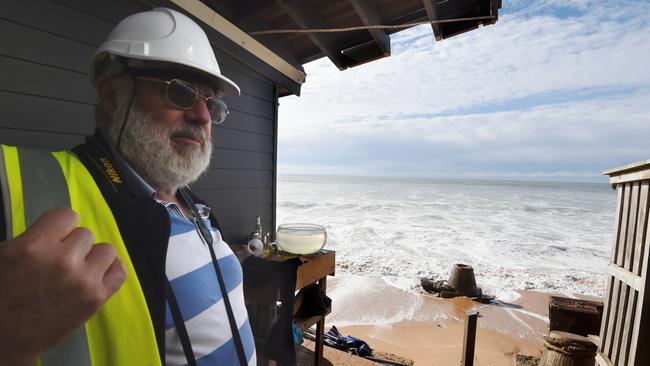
[90,7,240,96]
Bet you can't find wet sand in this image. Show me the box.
[323,275,600,365]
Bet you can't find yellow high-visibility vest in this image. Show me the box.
[0,145,162,366]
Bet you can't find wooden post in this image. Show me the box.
[314,276,327,366]
[462,311,479,366]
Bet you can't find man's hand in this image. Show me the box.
[0,208,126,365]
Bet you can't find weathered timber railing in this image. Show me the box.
[598,160,650,366]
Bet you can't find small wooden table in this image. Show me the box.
[293,250,336,366]
[243,249,335,366]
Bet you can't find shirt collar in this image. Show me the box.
[157,199,211,220]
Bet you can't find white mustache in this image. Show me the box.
[171,128,206,145]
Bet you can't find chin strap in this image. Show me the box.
[115,76,137,153]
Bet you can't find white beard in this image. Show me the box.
[106,84,212,193]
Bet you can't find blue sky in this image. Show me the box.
[276,0,650,182]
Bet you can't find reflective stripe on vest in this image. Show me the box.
[0,145,162,366]
[0,145,13,239]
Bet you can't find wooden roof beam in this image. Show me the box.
[274,0,350,70]
[348,0,390,57]
[147,0,306,85]
[423,0,443,41]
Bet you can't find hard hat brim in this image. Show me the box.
[91,51,241,97]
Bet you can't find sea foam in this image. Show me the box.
[277,175,614,298]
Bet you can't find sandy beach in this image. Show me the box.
[321,274,601,365]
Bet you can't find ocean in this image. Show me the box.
[276,174,616,300]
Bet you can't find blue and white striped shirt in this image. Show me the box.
[161,201,256,366]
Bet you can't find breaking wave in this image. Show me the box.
[277,175,615,298]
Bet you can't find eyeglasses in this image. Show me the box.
[135,76,229,124]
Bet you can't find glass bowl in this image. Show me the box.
[276,223,327,255]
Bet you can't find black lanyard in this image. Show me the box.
[177,187,248,366]
[165,277,197,366]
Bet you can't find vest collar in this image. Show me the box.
[79,130,156,199]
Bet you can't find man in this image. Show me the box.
[0,8,255,366]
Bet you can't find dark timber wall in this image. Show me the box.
[0,0,283,243]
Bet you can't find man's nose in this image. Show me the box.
[185,98,211,125]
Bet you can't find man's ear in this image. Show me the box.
[96,77,117,116]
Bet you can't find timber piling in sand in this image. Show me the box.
[461,311,479,366]
[538,331,597,366]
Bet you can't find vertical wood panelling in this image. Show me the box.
[628,289,643,364]
[604,278,621,355]
[605,183,628,357]
[613,185,626,266]
[626,182,640,271]
[634,182,649,276]
[608,182,634,364]
[611,283,629,364]
[600,274,614,352]
[620,289,638,366]
[618,184,631,266]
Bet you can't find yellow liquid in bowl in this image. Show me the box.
[276,224,326,254]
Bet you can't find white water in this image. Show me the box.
[277,175,615,298]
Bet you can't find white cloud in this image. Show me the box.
[279,90,650,178]
[278,0,650,180]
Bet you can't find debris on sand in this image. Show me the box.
[420,264,495,303]
[515,354,540,366]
